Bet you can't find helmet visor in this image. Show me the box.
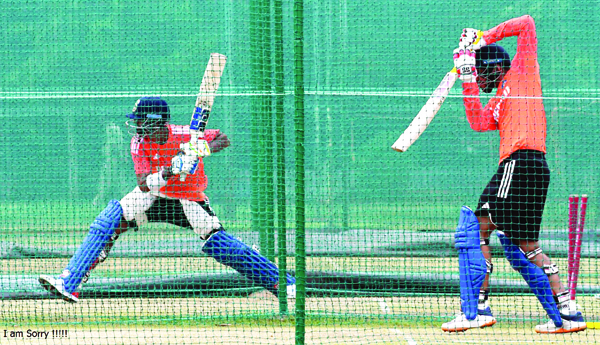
[126,117,164,137]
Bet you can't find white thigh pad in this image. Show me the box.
[180,199,221,237]
[120,187,157,225]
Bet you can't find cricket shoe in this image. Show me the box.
[38,275,79,303]
[441,307,497,332]
[535,311,587,334]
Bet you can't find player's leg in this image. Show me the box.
[80,187,154,283]
[442,207,496,332]
[39,187,155,302]
[519,240,587,333]
[81,216,135,285]
[39,200,124,302]
[477,215,495,317]
[442,169,503,332]
[497,232,563,327]
[496,150,584,333]
[178,198,296,297]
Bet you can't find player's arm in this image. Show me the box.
[208,132,230,154]
[462,16,537,73]
[131,141,176,193]
[482,15,537,60]
[453,48,498,132]
[137,169,175,193]
[131,139,162,193]
[136,172,152,193]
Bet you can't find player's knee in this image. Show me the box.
[192,216,222,238]
[485,259,493,275]
[477,216,496,232]
[90,200,123,236]
[179,199,222,238]
[455,206,480,250]
[497,231,529,271]
[543,263,559,277]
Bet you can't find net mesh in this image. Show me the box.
[1,1,599,344]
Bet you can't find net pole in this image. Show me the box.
[249,0,261,249]
[274,0,289,315]
[261,0,275,261]
[294,0,306,343]
[250,0,275,259]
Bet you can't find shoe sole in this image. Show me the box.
[39,276,78,303]
[535,325,587,334]
[442,319,497,333]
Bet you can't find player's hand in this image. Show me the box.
[459,28,487,50]
[195,139,211,157]
[453,48,477,83]
[171,153,198,176]
[180,139,211,158]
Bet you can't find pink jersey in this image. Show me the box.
[130,124,220,201]
[462,15,546,163]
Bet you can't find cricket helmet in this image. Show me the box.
[126,97,170,136]
[475,44,511,71]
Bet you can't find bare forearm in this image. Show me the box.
[209,133,230,153]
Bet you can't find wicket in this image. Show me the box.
[567,194,588,301]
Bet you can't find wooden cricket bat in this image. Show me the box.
[180,53,227,181]
[391,67,458,152]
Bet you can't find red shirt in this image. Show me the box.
[462,15,546,163]
[130,124,220,201]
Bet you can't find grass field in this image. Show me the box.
[2,256,600,344]
[3,256,599,286]
[1,295,598,345]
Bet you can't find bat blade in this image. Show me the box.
[180,53,227,181]
[391,68,458,152]
[189,53,228,141]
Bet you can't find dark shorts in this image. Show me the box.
[475,150,550,242]
[145,198,216,230]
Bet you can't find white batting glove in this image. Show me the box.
[180,139,211,158]
[453,48,477,83]
[459,28,487,50]
[171,153,198,176]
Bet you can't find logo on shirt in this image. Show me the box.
[493,86,511,122]
[152,153,159,161]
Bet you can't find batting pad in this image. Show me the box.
[63,200,122,293]
[454,206,486,320]
[202,230,295,296]
[497,231,563,327]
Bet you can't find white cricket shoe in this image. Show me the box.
[39,275,79,303]
[441,307,496,332]
[535,310,587,334]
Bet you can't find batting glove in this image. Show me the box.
[171,152,199,176]
[180,139,211,158]
[453,48,477,83]
[459,28,487,50]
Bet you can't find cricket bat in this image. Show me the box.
[391,67,458,152]
[180,53,227,181]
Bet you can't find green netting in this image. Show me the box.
[1,1,599,344]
